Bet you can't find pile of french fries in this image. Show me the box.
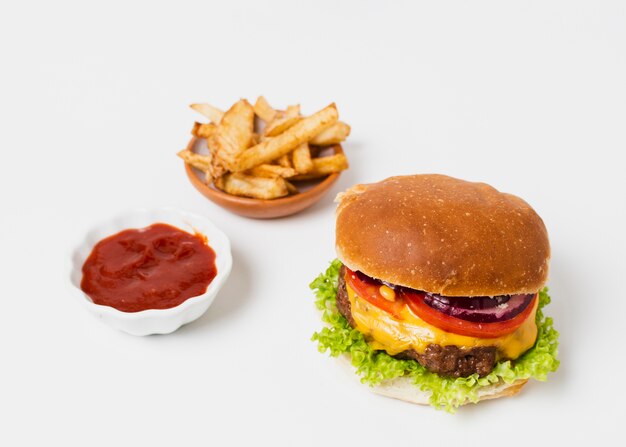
[177,96,350,199]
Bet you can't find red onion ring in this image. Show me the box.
[355,270,534,323]
[422,293,535,323]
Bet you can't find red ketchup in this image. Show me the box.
[81,223,217,312]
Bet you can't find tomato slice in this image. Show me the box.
[345,269,405,319]
[404,291,537,338]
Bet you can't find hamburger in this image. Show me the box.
[311,174,559,412]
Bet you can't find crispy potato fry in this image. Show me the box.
[192,122,217,139]
[254,98,302,136]
[285,104,300,118]
[310,121,351,146]
[216,172,289,199]
[177,149,213,174]
[232,103,338,172]
[291,143,313,174]
[284,180,298,195]
[184,97,350,200]
[211,99,255,170]
[190,103,224,123]
[291,153,348,180]
[212,174,228,192]
[264,115,301,137]
[276,154,293,168]
[205,170,215,185]
[248,164,297,178]
[253,96,277,123]
[205,136,227,180]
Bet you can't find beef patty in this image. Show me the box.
[336,265,496,377]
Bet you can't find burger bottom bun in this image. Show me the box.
[338,355,528,407]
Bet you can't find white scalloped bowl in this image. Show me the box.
[69,208,232,336]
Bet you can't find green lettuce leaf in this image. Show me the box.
[310,259,560,413]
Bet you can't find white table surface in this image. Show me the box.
[1,1,625,445]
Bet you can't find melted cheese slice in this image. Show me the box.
[346,284,538,360]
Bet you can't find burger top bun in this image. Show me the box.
[335,174,550,297]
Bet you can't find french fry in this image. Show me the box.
[285,104,300,118]
[211,99,255,170]
[212,174,230,193]
[190,103,224,123]
[267,103,299,129]
[205,170,215,185]
[291,153,349,180]
[177,149,213,174]
[253,96,277,122]
[284,180,298,195]
[206,136,227,180]
[276,154,293,168]
[310,121,351,146]
[232,103,339,172]
[216,172,289,199]
[248,164,297,178]
[192,122,216,139]
[183,97,351,200]
[291,143,313,174]
[264,115,301,137]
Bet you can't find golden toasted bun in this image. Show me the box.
[336,175,550,296]
[338,355,527,407]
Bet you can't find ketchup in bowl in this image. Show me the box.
[80,223,217,312]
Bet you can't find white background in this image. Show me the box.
[1,1,625,445]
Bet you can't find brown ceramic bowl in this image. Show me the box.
[183,137,344,219]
